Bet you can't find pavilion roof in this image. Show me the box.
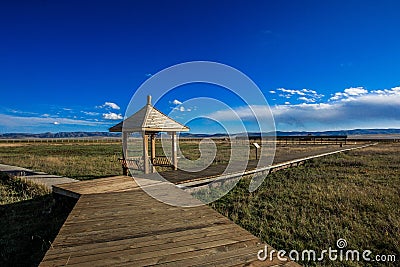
[109,96,189,133]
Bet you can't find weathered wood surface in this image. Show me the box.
[52,175,139,197]
[41,180,299,266]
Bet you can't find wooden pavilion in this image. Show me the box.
[109,95,189,174]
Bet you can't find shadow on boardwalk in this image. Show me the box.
[0,193,76,266]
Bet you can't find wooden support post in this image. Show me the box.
[171,132,178,170]
[121,132,129,176]
[122,132,128,158]
[150,134,156,173]
[142,132,149,174]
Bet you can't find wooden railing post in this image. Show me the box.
[142,132,149,174]
[150,134,156,173]
[171,132,178,170]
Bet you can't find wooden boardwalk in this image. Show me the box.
[41,178,298,266]
[41,144,374,266]
[139,143,374,187]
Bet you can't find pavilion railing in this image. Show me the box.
[152,156,173,167]
[118,155,174,175]
[119,156,144,171]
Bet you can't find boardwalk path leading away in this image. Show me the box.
[41,178,299,266]
[40,143,375,266]
[139,143,376,187]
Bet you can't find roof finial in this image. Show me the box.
[147,95,152,106]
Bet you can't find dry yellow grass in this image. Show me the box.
[210,143,399,266]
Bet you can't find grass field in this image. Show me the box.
[0,140,353,180]
[210,143,399,266]
[0,142,123,180]
[0,141,398,266]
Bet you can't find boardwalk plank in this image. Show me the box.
[44,224,238,258]
[45,234,258,265]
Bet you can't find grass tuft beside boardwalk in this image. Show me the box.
[210,143,400,266]
[0,173,50,204]
[0,173,76,266]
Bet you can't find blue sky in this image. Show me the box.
[0,0,399,133]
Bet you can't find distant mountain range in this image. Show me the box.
[0,132,121,139]
[1,129,400,139]
[180,129,400,138]
[280,128,400,136]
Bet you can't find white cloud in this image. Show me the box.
[170,99,192,112]
[172,99,182,105]
[0,114,107,130]
[269,90,276,94]
[279,94,292,99]
[371,86,400,96]
[278,88,305,95]
[298,96,316,103]
[270,92,400,130]
[7,109,38,116]
[301,88,317,94]
[330,87,368,101]
[207,86,400,131]
[284,101,291,105]
[209,105,272,122]
[102,112,123,120]
[82,111,99,116]
[371,90,386,95]
[393,86,400,93]
[344,87,368,96]
[173,106,186,112]
[330,92,346,101]
[276,88,324,100]
[98,102,120,110]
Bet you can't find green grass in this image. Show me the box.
[0,141,249,179]
[209,143,399,266]
[0,140,346,180]
[0,143,123,180]
[0,173,76,266]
